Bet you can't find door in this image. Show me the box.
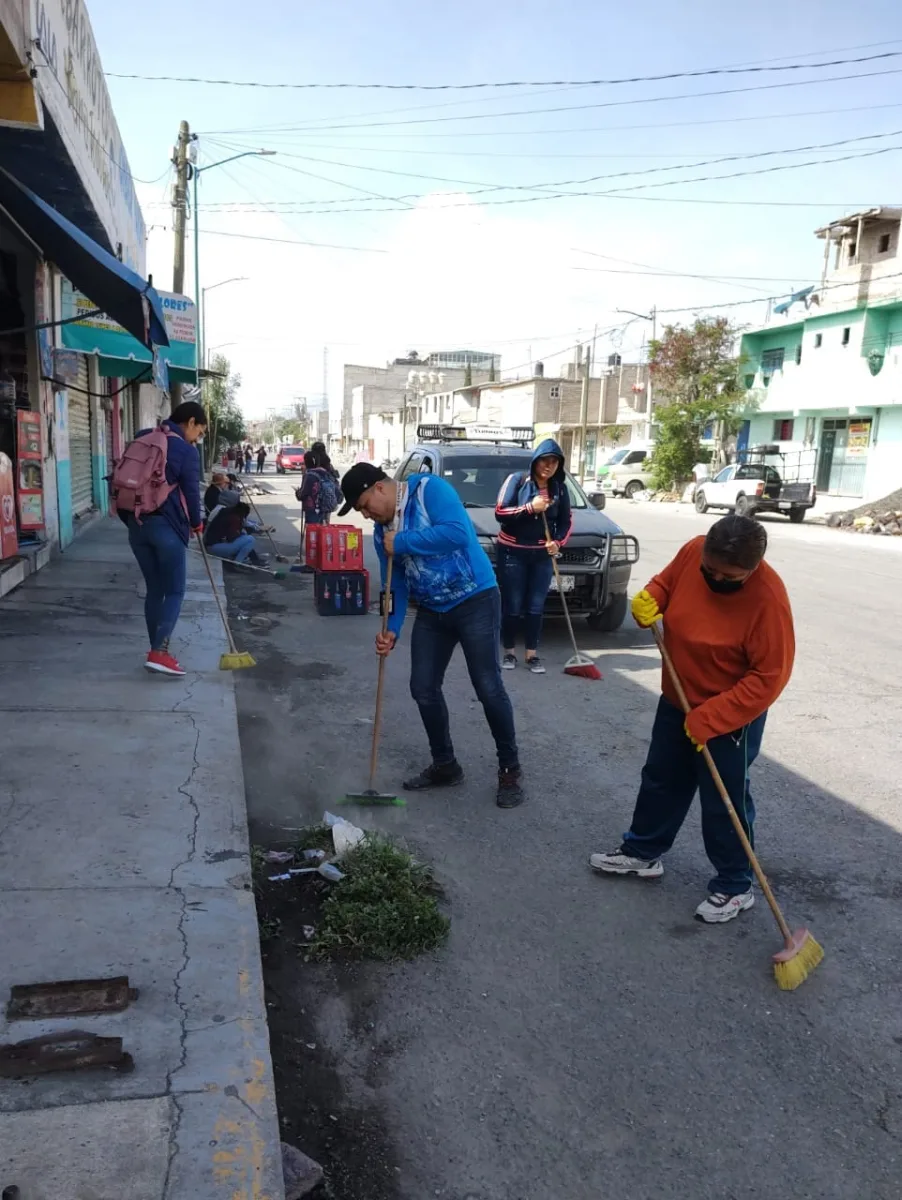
[736,421,751,454]
[817,428,837,492]
[68,357,94,517]
[705,465,736,504]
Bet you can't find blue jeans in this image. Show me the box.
[128,515,187,651]
[497,545,554,652]
[622,696,766,895]
[208,533,255,563]
[409,587,519,771]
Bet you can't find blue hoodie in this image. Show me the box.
[494,437,572,550]
[374,473,497,639]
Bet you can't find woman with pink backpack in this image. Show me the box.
[114,401,207,677]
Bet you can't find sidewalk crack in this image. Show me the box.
[162,886,191,1199]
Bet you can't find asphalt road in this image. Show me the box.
[228,469,902,1200]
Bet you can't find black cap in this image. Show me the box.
[339,463,388,516]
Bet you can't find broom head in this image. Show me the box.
[563,652,602,681]
[220,650,256,671]
[772,928,824,990]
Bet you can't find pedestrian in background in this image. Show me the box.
[118,400,207,678]
[591,515,795,923]
[256,445,267,474]
[244,445,253,475]
[494,438,572,674]
[297,451,338,530]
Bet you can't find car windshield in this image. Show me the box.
[603,448,630,466]
[440,453,587,509]
[282,448,305,455]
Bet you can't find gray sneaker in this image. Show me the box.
[502,653,517,670]
[527,656,546,674]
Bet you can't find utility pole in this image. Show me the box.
[577,343,592,486]
[170,119,191,407]
[646,305,657,440]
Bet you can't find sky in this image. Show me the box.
[88,0,902,419]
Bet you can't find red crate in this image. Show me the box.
[314,568,369,615]
[318,524,364,572]
[304,523,323,568]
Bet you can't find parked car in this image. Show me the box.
[275,446,306,474]
[694,446,817,523]
[395,424,640,631]
[597,444,654,498]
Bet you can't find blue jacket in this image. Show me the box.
[375,473,497,638]
[132,420,202,544]
[494,437,572,550]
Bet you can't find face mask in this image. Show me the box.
[700,564,747,595]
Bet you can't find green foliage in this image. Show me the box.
[648,317,746,489]
[205,353,245,464]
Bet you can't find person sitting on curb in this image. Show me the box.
[590,515,795,923]
[204,501,264,565]
[339,462,525,809]
[204,469,239,513]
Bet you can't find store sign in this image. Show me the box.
[0,453,17,559]
[60,282,197,377]
[52,348,81,383]
[31,0,146,271]
[848,420,872,458]
[17,411,44,530]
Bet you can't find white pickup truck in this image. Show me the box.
[694,448,817,524]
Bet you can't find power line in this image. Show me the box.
[189,129,902,209]
[198,66,902,135]
[103,48,902,91]
[188,227,388,253]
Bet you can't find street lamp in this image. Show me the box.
[191,147,275,372]
[200,276,247,371]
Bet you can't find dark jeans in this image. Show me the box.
[128,515,187,651]
[409,587,519,771]
[497,545,554,652]
[256,461,265,474]
[622,696,766,895]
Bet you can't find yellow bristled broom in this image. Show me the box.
[196,535,256,671]
[651,623,823,991]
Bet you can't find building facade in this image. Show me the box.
[740,208,902,502]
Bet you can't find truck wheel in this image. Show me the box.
[695,489,709,514]
[586,591,628,633]
[734,493,756,518]
[624,480,644,499]
[788,506,806,524]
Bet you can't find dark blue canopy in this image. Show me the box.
[0,167,168,350]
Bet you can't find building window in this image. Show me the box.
[814,333,823,349]
[879,233,891,254]
[842,327,851,346]
[760,348,785,376]
[773,418,794,441]
[794,344,802,366]
[549,384,561,400]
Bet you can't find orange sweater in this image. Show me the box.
[645,536,795,743]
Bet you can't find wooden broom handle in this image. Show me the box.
[368,553,393,791]
[196,534,239,654]
[650,622,793,945]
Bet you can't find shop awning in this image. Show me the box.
[0,167,168,350]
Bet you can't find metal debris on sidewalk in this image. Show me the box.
[0,1031,134,1077]
[6,975,139,1021]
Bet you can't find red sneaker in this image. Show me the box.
[145,649,186,677]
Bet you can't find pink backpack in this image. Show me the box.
[112,428,182,522]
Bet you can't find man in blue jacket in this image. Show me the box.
[339,463,524,808]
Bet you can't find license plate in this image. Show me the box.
[549,574,575,593]
[778,502,791,509]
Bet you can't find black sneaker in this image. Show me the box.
[496,767,524,808]
[526,656,546,674]
[402,760,464,790]
[502,653,517,670]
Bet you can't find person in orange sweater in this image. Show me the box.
[591,514,795,923]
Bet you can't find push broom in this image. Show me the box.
[190,547,288,579]
[542,514,601,681]
[236,479,289,563]
[650,623,823,991]
[344,553,404,806]
[195,535,256,671]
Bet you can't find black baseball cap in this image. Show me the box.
[339,463,388,515]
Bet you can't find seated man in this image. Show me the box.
[204,470,240,514]
[203,501,261,564]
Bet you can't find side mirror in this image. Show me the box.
[588,492,606,510]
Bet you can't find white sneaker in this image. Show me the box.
[589,850,664,878]
[695,891,754,923]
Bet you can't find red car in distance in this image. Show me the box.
[275,446,306,474]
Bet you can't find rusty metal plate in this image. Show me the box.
[0,1032,134,1078]
[6,976,138,1020]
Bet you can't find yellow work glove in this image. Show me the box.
[631,589,662,628]
[684,717,704,752]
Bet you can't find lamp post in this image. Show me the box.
[200,277,247,372]
[192,147,275,373]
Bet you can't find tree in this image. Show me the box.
[648,317,746,490]
[205,353,245,467]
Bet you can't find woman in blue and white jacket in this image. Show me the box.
[494,438,572,674]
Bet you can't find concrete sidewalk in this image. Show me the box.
[0,521,284,1200]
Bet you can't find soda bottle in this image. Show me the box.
[355,579,364,611]
[334,576,342,612]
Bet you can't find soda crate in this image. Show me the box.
[318,524,364,572]
[314,568,370,616]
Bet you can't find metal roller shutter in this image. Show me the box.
[68,357,94,516]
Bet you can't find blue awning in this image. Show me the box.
[0,167,168,350]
